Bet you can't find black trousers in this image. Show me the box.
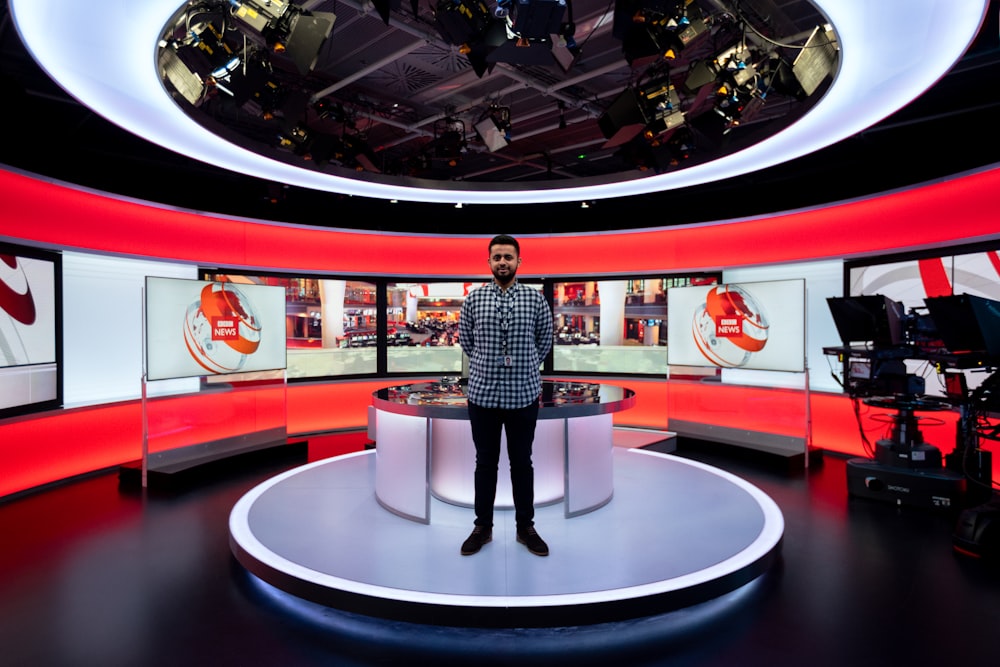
[467,400,539,529]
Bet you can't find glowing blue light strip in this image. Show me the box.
[9,1,988,205]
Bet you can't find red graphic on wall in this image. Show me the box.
[183,282,262,374]
[692,284,770,367]
[0,255,36,325]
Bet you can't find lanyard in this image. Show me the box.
[495,285,515,354]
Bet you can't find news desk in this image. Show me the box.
[371,380,636,524]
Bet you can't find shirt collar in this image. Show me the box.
[491,278,519,294]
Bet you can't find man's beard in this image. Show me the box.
[493,265,516,283]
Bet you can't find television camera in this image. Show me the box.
[825,293,1000,558]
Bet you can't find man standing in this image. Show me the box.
[458,234,553,556]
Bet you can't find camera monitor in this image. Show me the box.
[826,295,906,347]
[924,294,1000,359]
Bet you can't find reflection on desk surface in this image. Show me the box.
[378,380,630,408]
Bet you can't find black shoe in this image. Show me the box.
[516,526,549,557]
[461,526,492,555]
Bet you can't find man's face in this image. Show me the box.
[488,243,520,285]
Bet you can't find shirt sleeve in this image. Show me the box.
[535,291,553,361]
[458,296,474,358]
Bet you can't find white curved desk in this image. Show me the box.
[371,380,636,524]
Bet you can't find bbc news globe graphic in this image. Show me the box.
[692,284,770,368]
[182,282,262,374]
[0,254,35,365]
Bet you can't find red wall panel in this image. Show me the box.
[3,166,1000,497]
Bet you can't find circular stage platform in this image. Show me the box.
[229,447,783,627]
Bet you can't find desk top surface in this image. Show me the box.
[373,380,636,420]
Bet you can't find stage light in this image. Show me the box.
[507,0,566,41]
[474,105,511,152]
[433,0,494,46]
[227,0,336,74]
[715,43,759,92]
[305,132,381,172]
[432,117,468,162]
[615,0,708,66]
[638,77,684,136]
[551,29,581,71]
[446,0,576,71]
[791,25,839,96]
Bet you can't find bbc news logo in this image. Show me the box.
[715,316,740,337]
[212,317,238,340]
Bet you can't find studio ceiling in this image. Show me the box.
[1,0,998,234]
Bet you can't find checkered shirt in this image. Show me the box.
[459,280,553,409]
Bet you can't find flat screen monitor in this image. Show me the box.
[0,242,61,418]
[667,279,805,372]
[826,295,906,347]
[145,277,287,381]
[924,294,1000,359]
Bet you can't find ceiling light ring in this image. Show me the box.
[7,0,990,205]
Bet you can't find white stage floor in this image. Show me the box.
[229,445,784,627]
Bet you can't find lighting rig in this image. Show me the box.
[160,4,289,118]
[613,0,709,67]
[225,0,336,74]
[474,104,512,152]
[427,117,468,166]
[709,42,761,130]
[598,67,684,152]
[824,294,1000,557]
[433,0,576,74]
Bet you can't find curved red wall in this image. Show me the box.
[2,165,999,498]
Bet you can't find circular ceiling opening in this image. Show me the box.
[10,0,988,204]
[158,0,836,191]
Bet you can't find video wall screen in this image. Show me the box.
[667,279,806,372]
[0,242,61,418]
[552,275,718,374]
[203,272,378,379]
[145,276,287,381]
[385,282,475,374]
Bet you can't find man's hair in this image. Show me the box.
[488,234,520,255]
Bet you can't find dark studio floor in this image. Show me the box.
[2,432,999,667]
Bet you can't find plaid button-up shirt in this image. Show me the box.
[459,280,553,409]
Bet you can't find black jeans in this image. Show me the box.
[467,400,539,529]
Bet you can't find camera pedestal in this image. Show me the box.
[846,457,965,510]
[847,397,965,509]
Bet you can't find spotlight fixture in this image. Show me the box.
[162,18,241,102]
[474,105,512,152]
[551,8,581,72]
[598,70,685,147]
[227,0,336,74]
[433,0,494,46]
[487,0,567,67]
[715,43,759,92]
[791,25,839,96]
[638,77,685,136]
[506,0,566,41]
[615,0,708,66]
[432,117,468,163]
[438,0,578,72]
[305,133,380,172]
